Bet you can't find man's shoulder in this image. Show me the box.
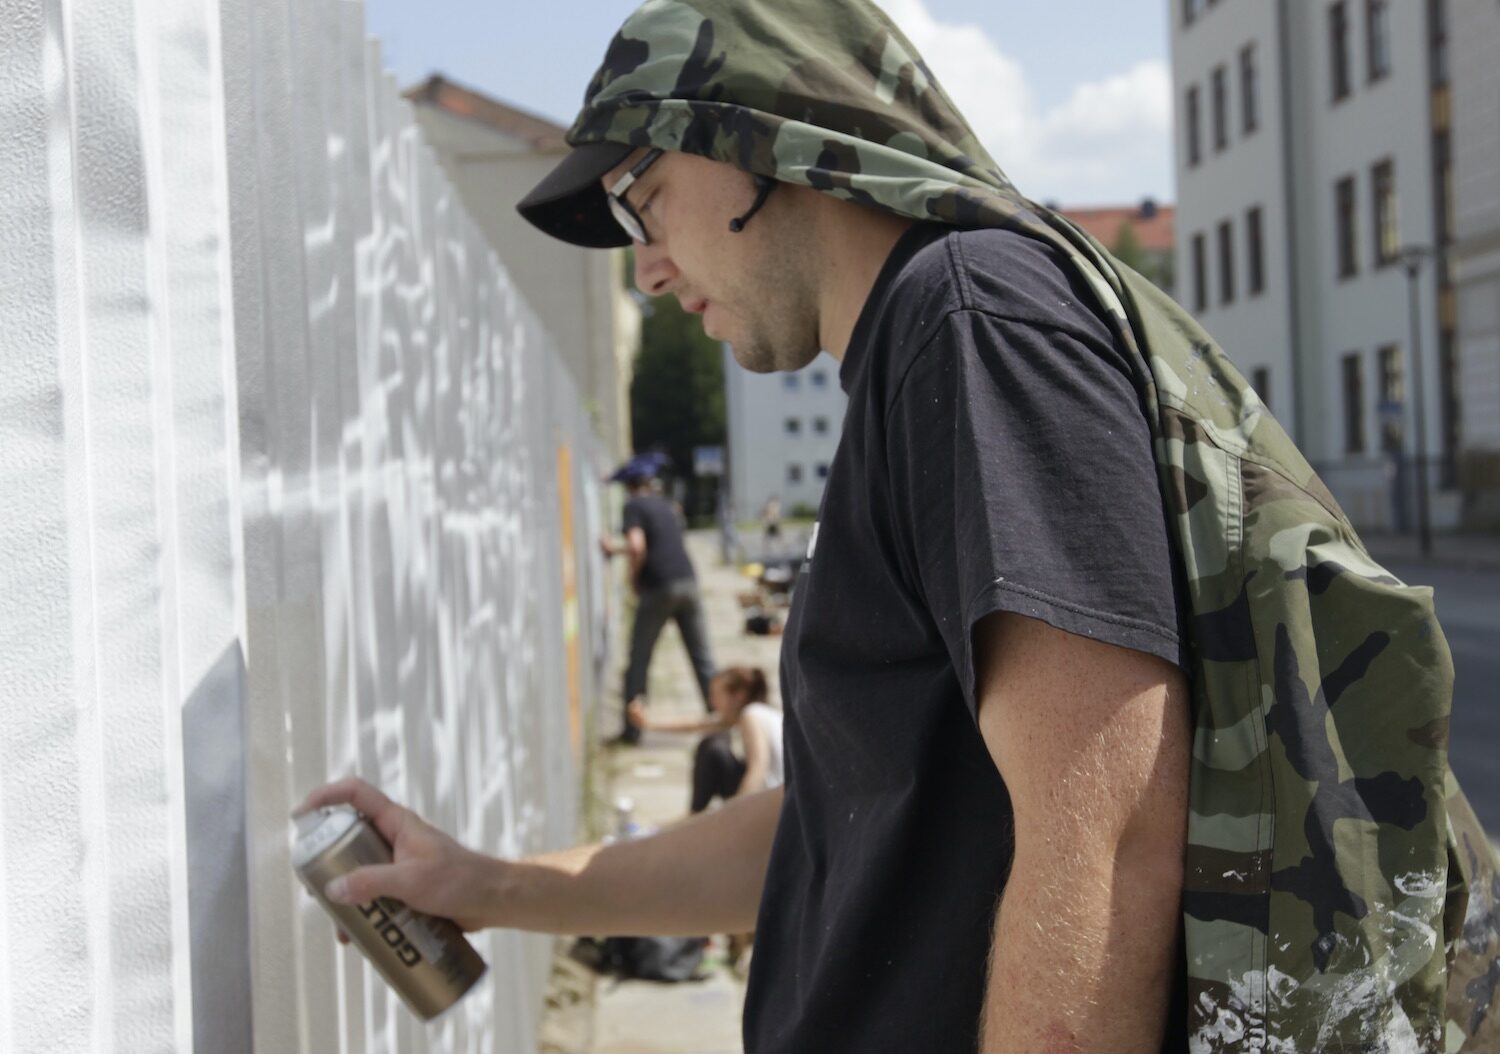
[883,225,1114,347]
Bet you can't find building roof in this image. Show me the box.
[403,74,570,152]
[1058,201,1175,254]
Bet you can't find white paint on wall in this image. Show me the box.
[0,0,609,1050]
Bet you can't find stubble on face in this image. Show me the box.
[721,191,824,375]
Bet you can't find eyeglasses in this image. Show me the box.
[607,148,665,245]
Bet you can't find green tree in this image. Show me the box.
[1110,220,1175,296]
[626,254,726,520]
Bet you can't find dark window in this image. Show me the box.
[1434,130,1453,247]
[1427,0,1448,88]
[1378,344,1404,452]
[1371,159,1398,267]
[1342,352,1366,454]
[1366,0,1392,82]
[1183,0,1205,27]
[1251,366,1271,410]
[1186,86,1202,167]
[813,416,829,436]
[783,374,799,391]
[1217,220,1236,305]
[815,464,830,480]
[1335,175,1359,279]
[810,370,828,389]
[785,417,801,436]
[1246,206,1265,295]
[1191,233,1208,312]
[1329,1,1352,102]
[1239,44,1260,136]
[1211,66,1229,152]
[786,464,803,484]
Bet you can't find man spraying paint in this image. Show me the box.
[301,1,1500,1049]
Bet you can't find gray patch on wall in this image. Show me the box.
[182,641,254,1053]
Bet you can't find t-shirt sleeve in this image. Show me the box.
[886,309,1187,722]
[621,499,644,536]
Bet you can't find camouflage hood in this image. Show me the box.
[564,1,1500,1048]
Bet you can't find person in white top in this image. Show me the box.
[628,666,783,812]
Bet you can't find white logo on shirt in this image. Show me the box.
[806,522,820,561]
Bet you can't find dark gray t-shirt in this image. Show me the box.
[622,492,695,591]
[743,223,1189,1052]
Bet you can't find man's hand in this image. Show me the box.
[973,611,1189,1053]
[295,779,504,933]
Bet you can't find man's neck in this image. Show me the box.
[813,204,916,362]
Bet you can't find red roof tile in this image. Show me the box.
[1058,203,1176,254]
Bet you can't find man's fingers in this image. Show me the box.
[325,862,410,908]
[293,778,410,847]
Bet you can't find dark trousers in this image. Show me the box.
[690,732,745,813]
[621,577,716,739]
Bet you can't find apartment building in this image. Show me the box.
[1171,0,1461,530]
[1450,0,1500,525]
[724,349,846,521]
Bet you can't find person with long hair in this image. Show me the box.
[628,666,782,813]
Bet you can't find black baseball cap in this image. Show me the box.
[516,140,637,249]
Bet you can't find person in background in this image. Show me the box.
[628,665,783,813]
[629,664,780,972]
[600,454,716,743]
[760,494,781,556]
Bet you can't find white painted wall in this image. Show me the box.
[0,1,609,1051]
[724,349,847,525]
[412,104,639,463]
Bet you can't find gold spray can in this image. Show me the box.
[292,805,488,1020]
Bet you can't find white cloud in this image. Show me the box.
[881,0,1173,206]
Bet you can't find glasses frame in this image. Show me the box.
[606,148,665,245]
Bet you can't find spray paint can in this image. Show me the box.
[292,805,488,1020]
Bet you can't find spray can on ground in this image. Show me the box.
[292,805,488,1020]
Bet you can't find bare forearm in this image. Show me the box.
[979,848,1181,1053]
[493,786,782,936]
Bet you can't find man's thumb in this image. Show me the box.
[325,863,406,906]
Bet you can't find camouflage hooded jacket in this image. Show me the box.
[567,1,1500,1048]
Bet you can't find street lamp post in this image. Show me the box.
[1398,245,1434,558]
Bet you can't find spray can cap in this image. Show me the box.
[291,805,360,868]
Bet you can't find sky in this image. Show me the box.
[364,0,1175,208]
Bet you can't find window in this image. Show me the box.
[813,416,829,436]
[1329,1,1351,102]
[815,464,830,480]
[1191,233,1208,312]
[1427,0,1448,88]
[1366,0,1392,82]
[1251,367,1271,410]
[1185,86,1202,168]
[1211,66,1229,152]
[1246,206,1266,295]
[1378,344,1404,451]
[1434,130,1453,247]
[784,417,801,436]
[1371,159,1398,267]
[810,370,828,389]
[1183,0,1206,27]
[1342,352,1366,454]
[1239,44,1260,136]
[783,374,799,391]
[1217,220,1236,305]
[1335,175,1359,279]
[786,464,803,485]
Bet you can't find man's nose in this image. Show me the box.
[632,239,678,297]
